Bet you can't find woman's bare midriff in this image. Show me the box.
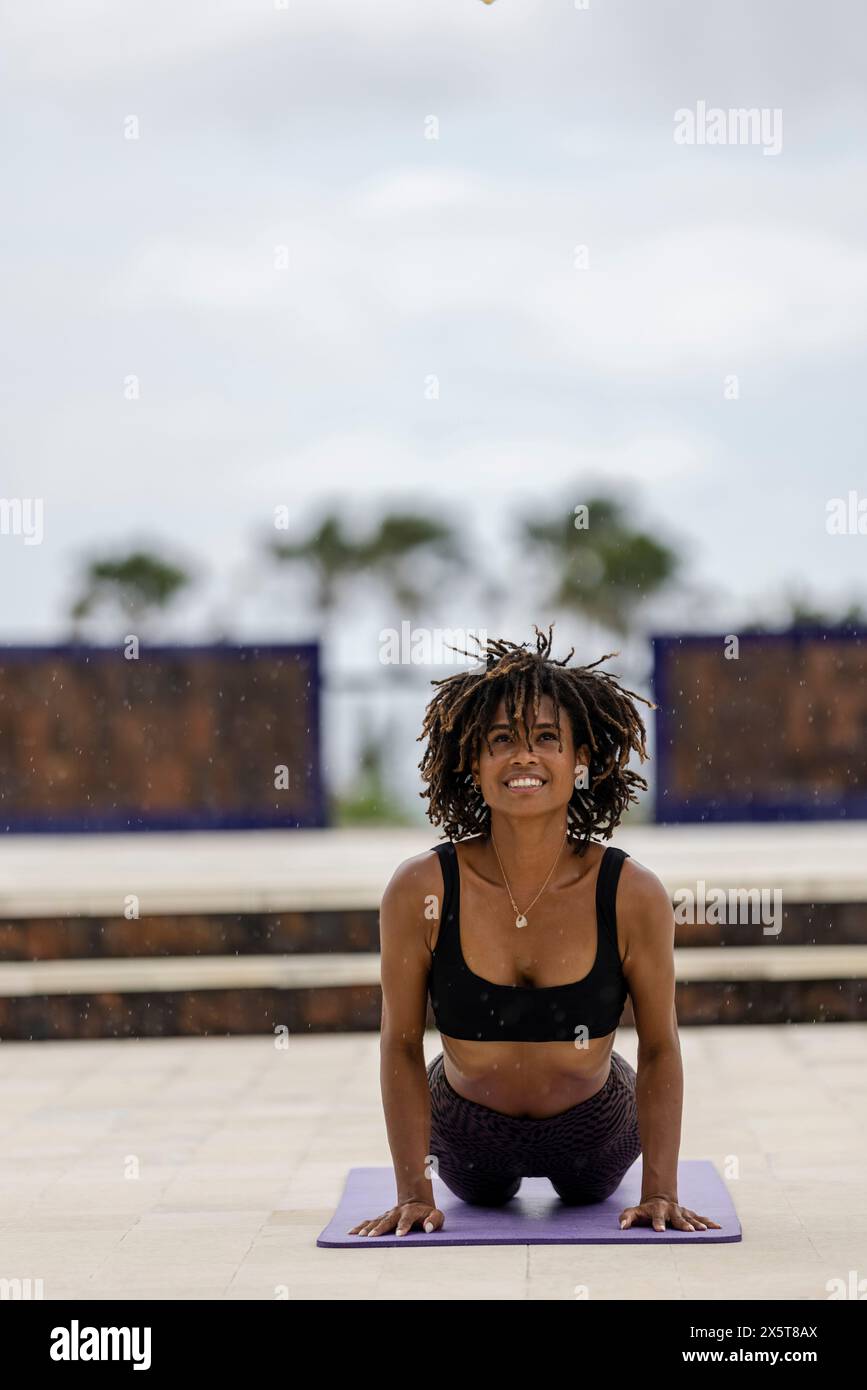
[439,1033,616,1119]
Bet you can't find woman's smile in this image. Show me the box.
[503,774,547,793]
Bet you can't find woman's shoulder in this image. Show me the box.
[613,849,673,920]
[380,840,453,909]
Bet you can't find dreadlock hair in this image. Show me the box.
[417,623,656,853]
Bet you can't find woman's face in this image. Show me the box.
[470,692,589,816]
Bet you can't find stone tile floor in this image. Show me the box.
[0,1025,863,1301]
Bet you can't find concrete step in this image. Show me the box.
[0,945,866,995]
[0,947,863,1038]
[1,823,866,916]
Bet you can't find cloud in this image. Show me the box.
[102,174,867,382]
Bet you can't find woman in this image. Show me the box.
[351,625,720,1237]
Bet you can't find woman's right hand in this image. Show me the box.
[349,1201,445,1237]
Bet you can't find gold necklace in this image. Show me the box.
[489,828,568,929]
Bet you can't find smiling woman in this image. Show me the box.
[418,624,654,852]
[352,623,721,1240]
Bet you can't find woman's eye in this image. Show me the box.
[491,730,558,743]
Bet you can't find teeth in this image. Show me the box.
[507,778,543,788]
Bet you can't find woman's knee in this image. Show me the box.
[439,1171,522,1206]
[550,1173,622,1205]
[464,1177,522,1207]
[549,1135,641,1205]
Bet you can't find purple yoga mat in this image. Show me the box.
[317,1161,741,1247]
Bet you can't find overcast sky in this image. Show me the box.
[2,0,866,662]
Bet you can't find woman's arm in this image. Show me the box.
[619,859,683,1202]
[378,853,440,1207]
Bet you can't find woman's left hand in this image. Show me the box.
[619,1197,721,1232]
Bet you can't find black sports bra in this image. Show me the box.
[427,840,630,1043]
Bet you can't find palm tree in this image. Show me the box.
[520,493,679,636]
[269,511,362,618]
[268,505,468,825]
[355,511,462,613]
[69,549,192,638]
[268,506,464,627]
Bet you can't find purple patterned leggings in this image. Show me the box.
[427,1050,642,1205]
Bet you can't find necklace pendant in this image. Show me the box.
[515,914,528,929]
